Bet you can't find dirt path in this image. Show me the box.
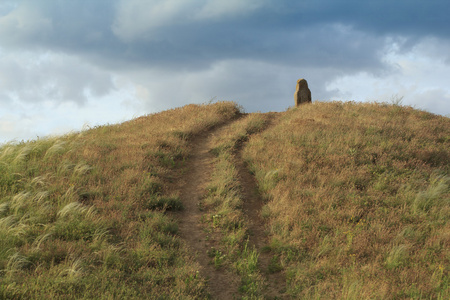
[176,125,240,300]
[235,154,287,298]
[176,114,286,299]
[234,113,287,299]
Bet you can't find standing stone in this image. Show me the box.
[294,78,312,106]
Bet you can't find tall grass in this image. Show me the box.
[243,101,449,299]
[2,100,447,298]
[0,102,241,298]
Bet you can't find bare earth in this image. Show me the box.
[175,115,287,299]
[236,149,287,299]
[175,125,240,300]
[234,114,287,299]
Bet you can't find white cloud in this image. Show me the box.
[112,0,265,42]
[407,89,450,114]
[326,36,450,115]
[0,110,45,143]
[0,49,115,105]
[0,3,52,44]
[0,48,140,144]
[0,87,140,144]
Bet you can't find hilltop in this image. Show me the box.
[0,101,449,299]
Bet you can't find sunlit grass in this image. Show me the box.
[0,101,241,299]
[243,101,450,299]
[1,100,448,298]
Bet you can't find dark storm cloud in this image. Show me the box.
[0,0,449,114]
[0,1,117,53]
[1,0,449,144]
[271,1,450,37]
[1,0,448,71]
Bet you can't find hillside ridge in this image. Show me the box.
[0,101,448,299]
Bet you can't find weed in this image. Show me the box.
[59,256,84,280]
[268,255,283,274]
[139,177,163,197]
[144,196,184,211]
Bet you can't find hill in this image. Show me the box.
[0,101,448,299]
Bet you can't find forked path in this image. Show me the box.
[176,124,240,300]
[176,115,286,299]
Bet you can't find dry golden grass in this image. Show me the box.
[1,100,448,299]
[0,102,241,299]
[243,101,449,299]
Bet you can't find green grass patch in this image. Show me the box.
[144,196,184,211]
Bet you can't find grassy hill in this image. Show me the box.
[0,101,448,299]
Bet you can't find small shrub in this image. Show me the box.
[144,196,184,211]
[268,255,283,273]
[171,131,191,141]
[140,178,163,197]
[53,219,97,241]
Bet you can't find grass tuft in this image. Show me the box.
[412,174,449,214]
[145,196,184,211]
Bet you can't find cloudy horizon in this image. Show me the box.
[1,0,449,144]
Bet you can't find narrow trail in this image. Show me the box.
[234,113,287,299]
[235,157,288,298]
[175,114,286,299]
[175,123,240,300]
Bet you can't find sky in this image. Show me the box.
[1,0,449,144]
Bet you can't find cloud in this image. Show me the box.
[112,0,266,42]
[0,2,52,45]
[0,113,42,143]
[277,0,450,39]
[0,0,449,143]
[0,83,138,144]
[325,36,450,115]
[408,89,450,115]
[116,58,346,114]
[4,0,443,73]
[112,0,191,42]
[0,1,18,16]
[193,0,264,20]
[1,0,447,76]
[0,50,116,105]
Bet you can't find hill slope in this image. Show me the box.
[243,102,449,298]
[0,101,448,299]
